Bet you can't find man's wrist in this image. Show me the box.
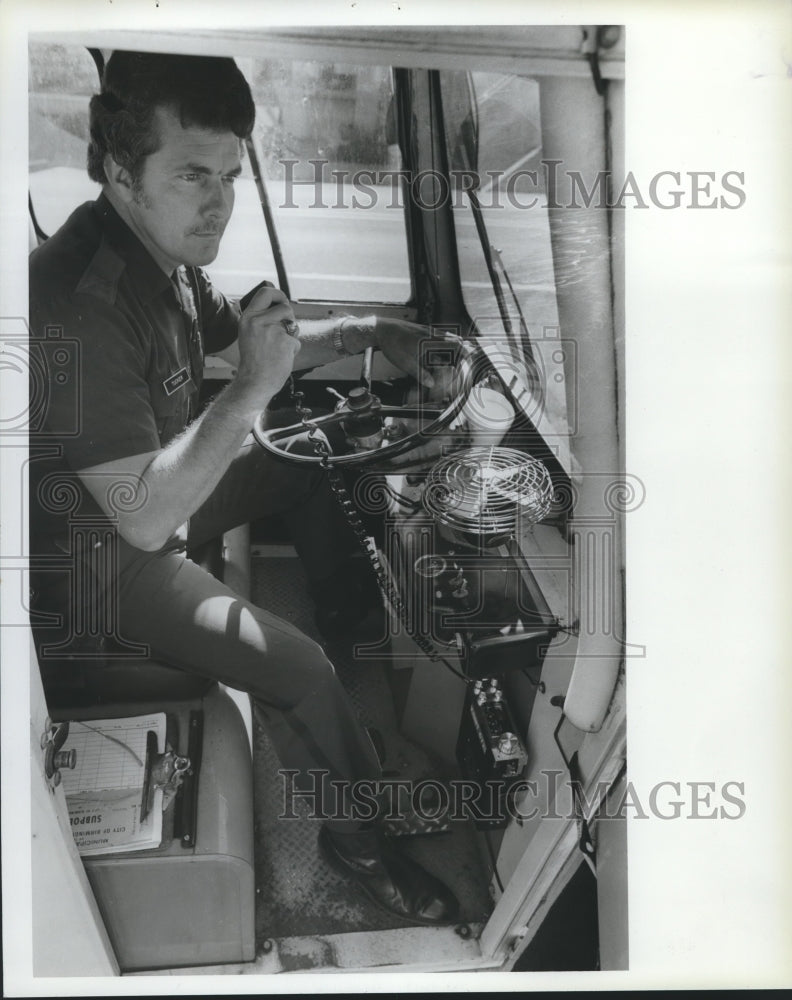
[334,315,377,357]
[225,369,278,419]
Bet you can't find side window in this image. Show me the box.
[28,46,411,309]
[29,43,100,236]
[441,71,572,470]
[207,58,411,303]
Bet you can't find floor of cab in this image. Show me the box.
[250,553,494,945]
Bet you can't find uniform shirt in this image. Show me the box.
[29,192,240,553]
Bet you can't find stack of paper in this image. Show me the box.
[60,713,167,857]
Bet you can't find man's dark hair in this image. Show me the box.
[87,51,255,184]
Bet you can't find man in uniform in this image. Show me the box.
[30,50,458,926]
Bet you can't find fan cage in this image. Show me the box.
[422,447,554,536]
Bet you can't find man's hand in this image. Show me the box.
[237,286,301,404]
[370,317,441,388]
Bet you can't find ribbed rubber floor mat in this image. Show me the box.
[251,555,493,943]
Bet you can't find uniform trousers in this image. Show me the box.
[35,430,383,831]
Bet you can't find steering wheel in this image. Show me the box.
[252,336,483,468]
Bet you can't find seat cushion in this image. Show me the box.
[40,656,214,708]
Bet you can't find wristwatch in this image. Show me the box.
[332,316,354,357]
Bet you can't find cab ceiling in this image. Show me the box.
[32,26,624,78]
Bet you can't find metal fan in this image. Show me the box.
[422,447,554,538]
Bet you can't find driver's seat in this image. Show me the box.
[32,529,256,972]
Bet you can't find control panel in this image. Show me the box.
[456,676,529,829]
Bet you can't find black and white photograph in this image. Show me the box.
[1,1,790,994]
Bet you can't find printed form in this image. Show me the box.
[61,713,167,856]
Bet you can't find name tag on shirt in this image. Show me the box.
[162,366,192,396]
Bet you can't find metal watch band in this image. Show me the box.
[332,317,353,356]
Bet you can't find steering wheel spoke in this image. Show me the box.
[262,408,348,443]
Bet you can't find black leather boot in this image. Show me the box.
[318,825,460,926]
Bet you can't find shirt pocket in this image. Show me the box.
[149,382,192,446]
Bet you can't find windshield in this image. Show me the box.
[440,71,573,473]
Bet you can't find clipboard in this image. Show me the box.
[60,713,169,856]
